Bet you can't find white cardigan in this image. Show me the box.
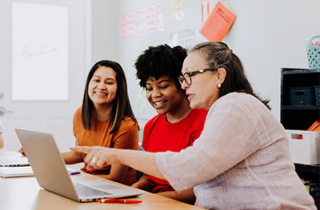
[157,92,316,210]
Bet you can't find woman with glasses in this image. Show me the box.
[71,42,316,209]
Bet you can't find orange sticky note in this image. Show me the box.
[200,1,236,42]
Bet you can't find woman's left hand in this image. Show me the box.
[70,146,120,171]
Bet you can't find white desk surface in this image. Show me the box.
[0,151,206,210]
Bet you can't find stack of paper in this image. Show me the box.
[0,166,34,178]
[0,166,78,178]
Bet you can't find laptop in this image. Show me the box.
[0,156,29,167]
[15,128,144,202]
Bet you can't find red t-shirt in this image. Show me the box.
[142,109,207,193]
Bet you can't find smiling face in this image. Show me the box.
[181,51,225,110]
[146,76,186,115]
[88,66,117,108]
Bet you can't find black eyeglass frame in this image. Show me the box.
[178,68,218,85]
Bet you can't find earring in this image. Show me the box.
[217,84,221,88]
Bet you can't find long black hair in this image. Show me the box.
[82,60,138,133]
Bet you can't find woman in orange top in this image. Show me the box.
[20,60,139,186]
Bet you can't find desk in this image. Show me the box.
[0,151,205,210]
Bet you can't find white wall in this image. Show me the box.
[91,0,120,65]
[91,0,320,122]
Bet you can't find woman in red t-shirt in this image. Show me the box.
[132,45,207,204]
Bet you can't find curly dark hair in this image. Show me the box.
[135,44,187,88]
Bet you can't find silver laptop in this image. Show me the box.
[0,156,29,167]
[15,128,144,202]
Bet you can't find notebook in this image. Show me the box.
[0,166,76,178]
[0,166,34,178]
[0,156,30,167]
[15,128,144,202]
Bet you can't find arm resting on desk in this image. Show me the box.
[94,163,128,184]
[62,151,83,164]
[63,150,129,184]
[131,174,152,191]
[157,189,196,205]
[132,173,196,204]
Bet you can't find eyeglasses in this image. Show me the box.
[178,68,217,86]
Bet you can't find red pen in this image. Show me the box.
[97,199,142,204]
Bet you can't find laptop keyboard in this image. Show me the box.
[74,183,112,197]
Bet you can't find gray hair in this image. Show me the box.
[188,42,271,109]
[188,42,233,69]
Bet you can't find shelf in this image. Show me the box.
[283,68,320,207]
[282,68,320,75]
[281,109,320,130]
[281,105,320,110]
[281,68,320,179]
[281,68,320,130]
[295,163,320,175]
[281,72,320,106]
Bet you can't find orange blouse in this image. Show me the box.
[73,107,139,186]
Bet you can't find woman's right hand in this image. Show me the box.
[18,147,26,157]
[70,146,120,171]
